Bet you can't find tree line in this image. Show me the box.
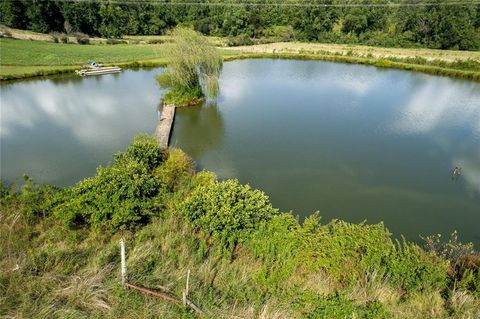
[1,0,479,50]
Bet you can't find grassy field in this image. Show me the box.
[1,35,480,81]
[228,42,480,63]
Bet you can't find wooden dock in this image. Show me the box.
[75,66,122,76]
[155,104,176,149]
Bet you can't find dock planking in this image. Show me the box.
[155,104,176,149]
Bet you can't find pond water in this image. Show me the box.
[1,60,479,245]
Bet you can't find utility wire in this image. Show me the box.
[45,0,480,7]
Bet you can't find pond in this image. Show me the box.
[1,59,479,245]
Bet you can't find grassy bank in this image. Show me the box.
[1,37,480,81]
[224,52,480,81]
[1,136,479,318]
[0,38,169,80]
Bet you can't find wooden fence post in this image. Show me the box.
[183,269,190,306]
[120,237,126,287]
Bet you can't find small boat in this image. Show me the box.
[75,66,122,76]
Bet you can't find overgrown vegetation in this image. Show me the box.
[1,136,479,318]
[156,28,223,106]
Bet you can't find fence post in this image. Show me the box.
[120,237,126,287]
[183,269,190,306]
[186,269,190,297]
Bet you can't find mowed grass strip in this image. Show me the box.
[0,38,168,66]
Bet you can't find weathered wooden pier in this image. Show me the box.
[75,66,122,76]
[155,104,176,149]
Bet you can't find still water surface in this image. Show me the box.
[1,60,479,244]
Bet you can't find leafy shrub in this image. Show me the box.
[52,135,166,231]
[73,32,90,45]
[262,25,295,42]
[49,32,67,44]
[154,148,193,192]
[18,175,58,220]
[106,39,127,45]
[295,292,388,319]
[180,178,278,249]
[0,181,12,200]
[248,214,301,291]
[457,268,480,297]
[147,39,166,44]
[227,34,253,46]
[424,232,480,296]
[387,240,448,291]
[298,219,395,284]
[115,134,165,170]
[0,31,12,38]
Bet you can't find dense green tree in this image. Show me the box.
[26,0,63,33]
[343,10,368,35]
[2,0,479,50]
[396,0,479,50]
[98,1,129,38]
[59,2,101,35]
[0,0,28,29]
[437,3,479,50]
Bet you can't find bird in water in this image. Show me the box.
[451,166,462,180]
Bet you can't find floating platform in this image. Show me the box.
[155,104,176,150]
[75,66,122,76]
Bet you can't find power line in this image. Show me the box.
[48,0,480,7]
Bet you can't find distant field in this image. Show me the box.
[228,42,480,63]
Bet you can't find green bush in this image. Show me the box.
[154,148,193,192]
[52,135,166,231]
[248,214,301,291]
[49,32,67,44]
[18,175,58,220]
[387,240,448,291]
[423,232,480,295]
[106,39,127,45]
[73,32,90,45]
[226,34,253,46]
[161,86,204,107]
[180,178,278,249]
[115,134,165,170]
[262,25,295,42]
[295,292,388,319]
[298,219,395,284]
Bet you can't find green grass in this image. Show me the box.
[2,37,480,81]
[0,38,167,66]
